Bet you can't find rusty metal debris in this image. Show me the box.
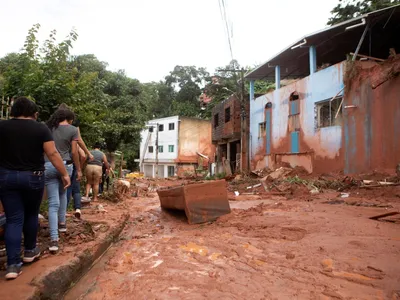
[157,180,231,224]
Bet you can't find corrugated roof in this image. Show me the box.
[245,5,400,81]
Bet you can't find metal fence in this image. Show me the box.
[0,97,13,120]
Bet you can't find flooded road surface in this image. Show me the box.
[64,196,400,299]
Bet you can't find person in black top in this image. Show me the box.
[0,97,70,280]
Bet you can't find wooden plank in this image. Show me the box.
[369,211,399,220]
[350,52,385,62]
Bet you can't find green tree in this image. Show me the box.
[164,65,210,117]
[327,0,400,25]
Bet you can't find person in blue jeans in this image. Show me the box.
[0,97,70,280]
[45,109,81,253]
[58,104,93,218]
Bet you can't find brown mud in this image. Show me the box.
[64,181,400,300]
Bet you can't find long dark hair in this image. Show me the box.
[46,109,75,130]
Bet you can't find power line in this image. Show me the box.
[219,0,234,61]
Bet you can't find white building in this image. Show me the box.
[138,116,215,178]
[139,116,179,178]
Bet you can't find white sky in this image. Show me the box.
[1,0,339,83]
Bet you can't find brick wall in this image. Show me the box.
[212,95,248,142]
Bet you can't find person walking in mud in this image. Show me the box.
[57,104,93,219]
[84,143,109,202]
[45,108,81,253]
[0,97,70,279]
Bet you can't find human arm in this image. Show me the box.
[76,127,94,160]
[43,141,71,189]
[102,154,110,172]
[71,140,82,181]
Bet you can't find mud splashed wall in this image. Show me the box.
[250,62,345,173]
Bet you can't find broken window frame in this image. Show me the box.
[214,113,219,128]
[316,96,343,128]
[158,124,164,132]
[149,126,154,133]
[225,107,231,123]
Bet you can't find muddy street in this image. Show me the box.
[64,191,400,300]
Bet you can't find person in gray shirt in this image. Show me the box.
[45,109,81,253]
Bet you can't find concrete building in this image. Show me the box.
[138,116,215,178]
[211,94,249,174]
[245,6,400,174]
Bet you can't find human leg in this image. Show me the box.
[45,163,61,243]
[0,169,24,278]
[92,166,102,201]
[58,165,73,229]
[22,172,44,262]
[66,166,76,207]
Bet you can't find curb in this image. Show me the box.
[28,213,130,300]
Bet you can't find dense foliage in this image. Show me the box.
[327,0,400,25]
[0,25,272,169]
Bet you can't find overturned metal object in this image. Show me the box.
[157,180,231,224]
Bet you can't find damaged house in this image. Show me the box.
[245,5,400,174]
[138,116,215,178]
[212,94,250,174]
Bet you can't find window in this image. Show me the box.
[168,145,174,153]
[288,92,300,132]
[148,146,154,153]
[258,122,266,138]
[158,145,163,153]
[158,124,164,131]
[225,107,231,123]
[169,123,175,130]
[316,97,343,128]
[167,166,175,177]
[149,126,154,133]
[214,113,219,128]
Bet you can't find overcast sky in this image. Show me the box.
[1,0,339,82]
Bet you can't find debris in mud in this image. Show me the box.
[265,167,293,181]
[180,242,208,256]
[157,180,230,224]
[369,211,399,221]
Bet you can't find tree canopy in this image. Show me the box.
[327,0,400,25]
[0,25,273,169]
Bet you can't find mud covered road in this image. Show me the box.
[65,192,400,300]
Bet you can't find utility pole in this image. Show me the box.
[217,68,248,173]
[155,123,159,178]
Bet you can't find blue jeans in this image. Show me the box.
[45,162,73,241]
[0,167,44,265]
[67,165,81,210]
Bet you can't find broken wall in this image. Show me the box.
[343,57,400,174]
[250,61,345,173]
[212,95,243,143]
[177,118,215,165]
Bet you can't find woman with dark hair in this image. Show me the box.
[84,142,109,202]
[45,109,81,253]
[0,97,70,280]
[56,104,93,219]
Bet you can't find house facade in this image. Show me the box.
[139,116,215,178]
[245,6,400,174]
[212,94,249,174]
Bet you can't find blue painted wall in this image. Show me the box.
[249,61,345,172]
